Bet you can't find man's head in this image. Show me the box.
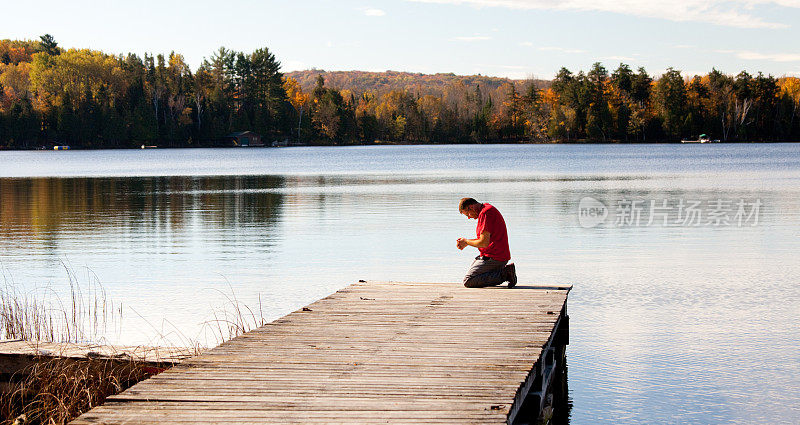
[459,197,482,219]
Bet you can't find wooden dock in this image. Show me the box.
[71,281,571,424]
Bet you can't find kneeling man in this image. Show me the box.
[456,197,517,288]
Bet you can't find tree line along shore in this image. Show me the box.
[1,35,799,149]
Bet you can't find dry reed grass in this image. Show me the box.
[0,264,132,425]
[0,265,267,424]
[0,357,152,425]
[205,282,267,342]
[0,263,120,344]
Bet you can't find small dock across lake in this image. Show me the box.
[71,281,571,424]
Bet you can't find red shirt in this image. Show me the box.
[476,203,511,261]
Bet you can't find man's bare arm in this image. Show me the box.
[457,231,491,250]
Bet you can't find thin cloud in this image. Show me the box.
[475,63,529,71]
[519,42,586,53]
[537,46,588,54]
[283,60,306,71]
[602,55,638,62]
[502,71,530,79]
[451,35,492,41]
[717,49,800,62]
[363,8,386,16]
[735,51,800,62]
[406,0,793,29]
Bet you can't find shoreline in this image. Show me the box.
[1,139,796,152]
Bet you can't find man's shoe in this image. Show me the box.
[505,263,517,288]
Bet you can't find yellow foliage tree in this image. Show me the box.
[779,77,800,131]
[0,62,31,103]
[28,49,126,111]
[283,76,309,140]
[779,77,800,104]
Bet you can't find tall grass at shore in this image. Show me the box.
[0,265,268,424]
[0,263,120,344]
[205,282,267,343]
[0,264,132,425]
[124,281,267,351]
[1,263,268,347]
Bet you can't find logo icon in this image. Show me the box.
[578,197,608,228]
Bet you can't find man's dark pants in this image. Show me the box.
[463,255,507,288]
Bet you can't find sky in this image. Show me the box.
[3,0,800,80]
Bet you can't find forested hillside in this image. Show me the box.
[1,35,799,148]
[285,70,546,97]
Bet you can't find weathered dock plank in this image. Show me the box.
[0,340,193,364]
[71,281,570,424]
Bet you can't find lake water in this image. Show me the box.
[0,144,798,423]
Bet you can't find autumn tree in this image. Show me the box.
[586,62,612,141]
[654,68,688,139]
[749,73,778,141]
[551,68,593,139]
[202,47,237,138]
[610,64,634,141]
[470,85,492,143]
[491,83,525,140]
[355,91,380,143]
[778,77,800,138]
[192,65,212,136]
[521,82,551,141]
[283,76,309,141]
[310,76,344,142]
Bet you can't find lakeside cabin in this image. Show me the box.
[223,131,264,147]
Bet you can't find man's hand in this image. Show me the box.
[457,232,490,250]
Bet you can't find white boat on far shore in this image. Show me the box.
[681,134,720,143]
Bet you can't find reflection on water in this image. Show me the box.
[0,175,288,348]
[0,144,799,423]
[0,175,285,231]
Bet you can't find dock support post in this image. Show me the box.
[507,303,569,425]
